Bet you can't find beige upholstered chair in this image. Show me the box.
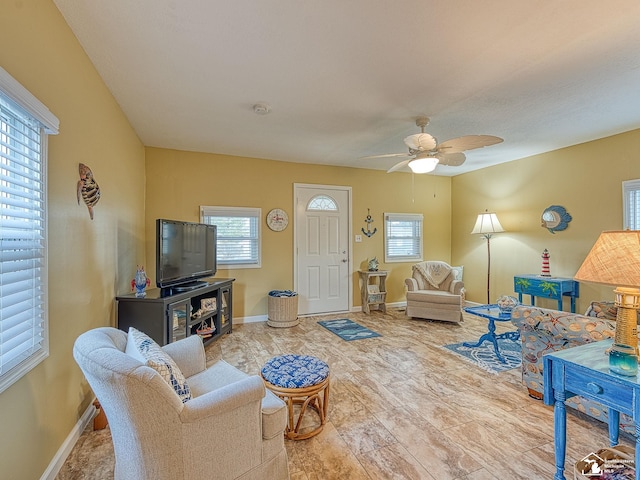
[405,261,465,323]
[73,327,290,480]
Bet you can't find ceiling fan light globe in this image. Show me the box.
[404,133,437,151]
[408,157,438,173]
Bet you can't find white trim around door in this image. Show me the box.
[294,183,352,315]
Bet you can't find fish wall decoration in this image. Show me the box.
[77,163,101,220]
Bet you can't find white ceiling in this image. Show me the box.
[53,0,640,176]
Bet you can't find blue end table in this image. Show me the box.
[544,339,640,480]
[514,274,579,313]
[463,304,520,363]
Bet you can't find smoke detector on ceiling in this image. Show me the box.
[253,103,271,115]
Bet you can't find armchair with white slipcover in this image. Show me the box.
[404,261,465,323]
[73,327,289,480]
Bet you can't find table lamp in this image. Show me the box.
[574,231,640,375]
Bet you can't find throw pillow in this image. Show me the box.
[584,301,618,321]
[126,327,192,403]
[451,265,464,281]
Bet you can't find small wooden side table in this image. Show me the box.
[358,270,388,314]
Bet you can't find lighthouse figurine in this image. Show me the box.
[541,249,551,277]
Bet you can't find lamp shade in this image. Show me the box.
[408,157,438,174]
[574,231,640,288]
[471,212,505,235]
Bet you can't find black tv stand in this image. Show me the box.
[116,278,234,346]
[169,280,209,294]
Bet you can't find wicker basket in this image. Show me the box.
[267,294,299,328]
[368,293,386,304]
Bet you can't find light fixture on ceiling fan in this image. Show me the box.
[407,152,439,173]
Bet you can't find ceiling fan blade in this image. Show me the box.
[437,135,503,153]
[361,152,409,160]
[403,132,437,151]
[436,152,466,166]
[387,158,412,173]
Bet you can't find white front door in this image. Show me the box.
[294,184,351,315]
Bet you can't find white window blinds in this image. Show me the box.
[384,213,423,263]
[623,179,640,230]
[0,66,58,393]
[200,206,261,268]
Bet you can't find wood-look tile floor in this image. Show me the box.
[57,308,628,480]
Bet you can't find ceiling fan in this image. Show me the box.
[366,117,503,174]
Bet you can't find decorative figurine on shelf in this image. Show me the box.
[131,265,151,297]
[196,319,215,338]
[541,249,551,276]
[361,209,377,237]
[368,257,379,271]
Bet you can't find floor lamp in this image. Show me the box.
[471,211,505,305]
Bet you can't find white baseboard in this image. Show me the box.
[40,401,97,480]
[234,314,268,324]
[235,302,407,323]
[386,301,407,309]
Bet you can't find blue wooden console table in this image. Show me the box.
[514,274,579,313]
[544,340,639,480]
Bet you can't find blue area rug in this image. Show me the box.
[317,319,381,341]
[443,338,521,374]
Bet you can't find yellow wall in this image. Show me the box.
[145,147,452,316]
[452,129,640,313]
[4,2,640,478]
[0,1,145,478]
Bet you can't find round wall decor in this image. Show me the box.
[541,205,572,234]
[267,208,289,231]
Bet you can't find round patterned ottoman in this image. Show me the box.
[261,354,330,440]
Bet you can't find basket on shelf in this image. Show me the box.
[367,293,386,304]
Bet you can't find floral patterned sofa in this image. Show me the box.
[511,302,635,434]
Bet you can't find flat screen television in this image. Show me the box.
[156,218,217,290]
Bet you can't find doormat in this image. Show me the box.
[317,319,381,341]
[442,338,521,374]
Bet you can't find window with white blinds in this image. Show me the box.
[0,67,58,394]
[623,179,640,230]
[200,206,261,268]
[384,213,423,263]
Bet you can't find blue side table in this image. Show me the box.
[514,275,579,313]
[543,340,640,480]
[463,304,519,363]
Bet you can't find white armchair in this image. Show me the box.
[405,261,465,323]
[73,327,289,480]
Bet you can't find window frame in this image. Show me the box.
[384,212,423,263]
[622,179,640,230]
[0,66,58,394]
[200,206,262,269]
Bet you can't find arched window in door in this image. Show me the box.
[307,194,338,211]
